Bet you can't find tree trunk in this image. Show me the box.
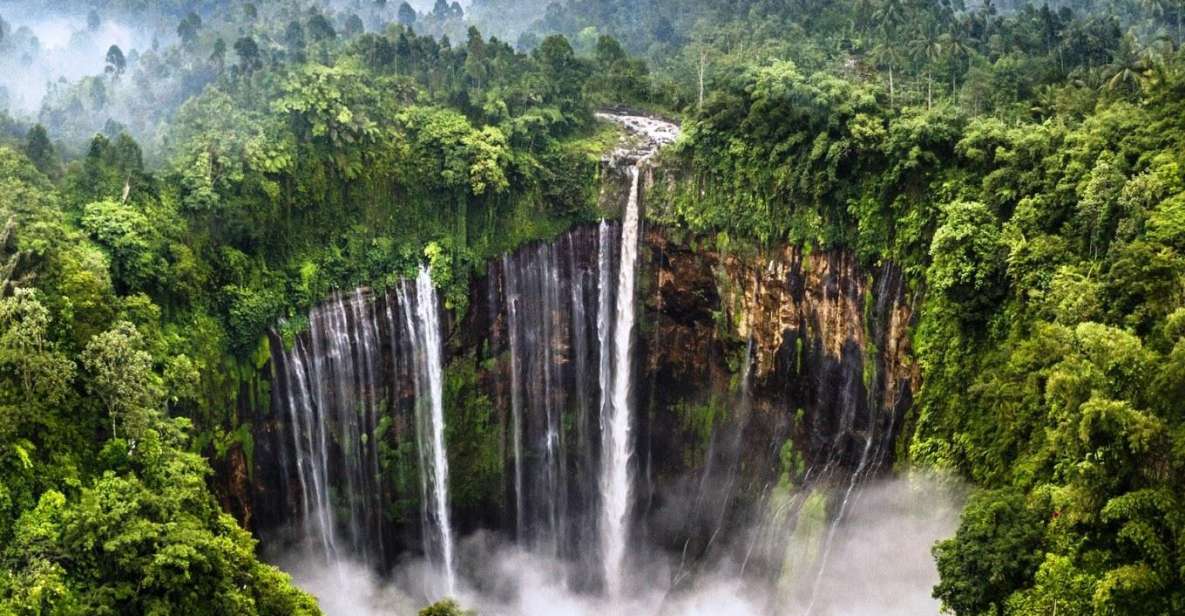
[697,49,707,111]
[927,70,932,109]
[889,65,895,106]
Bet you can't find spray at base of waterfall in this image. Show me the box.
[276,474,961,616]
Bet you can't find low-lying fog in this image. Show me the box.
[276,474,961,616]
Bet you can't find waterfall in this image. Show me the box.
[276,335,338,560]
[270,266,456,594]
[600,164,642,598]
[492,227,605,570]
[400,266,457,596]
[502,244,572,556]
[271,290,388,566]
[800,262,906,615]
[262,112,697,602]
[503,254,526,541]
[255,151,928,614]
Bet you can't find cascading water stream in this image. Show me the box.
[400,266,457,597]
[272,266,460,596]
[279,336,337,561]
[591,112,679,599]
[490,225,605,581]
[273,290,391,567]
[600,163,642,598]
[504,254,526,542]
[801,265,905,616]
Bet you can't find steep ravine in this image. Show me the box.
[222,115,924,610]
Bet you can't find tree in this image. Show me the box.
[653,16,676,44]
[874,0,906,38]
[533,35,589,115]
[355,33,395,70]
[0,289,74,412]
[234,37,262,75]
[909,21,944,108]
[81,322,160,441]
[87,9,101,31]
[933,489,1046,616]
[398,1,417,27]
[104,45,126,81]
[1104,35,1151,95]
[942,29,972,96]
[0,218,31,296]
[81,199,166,293]
[419,599,474,615]
[433,0,450,19]
[464,26,487,89]
[870,41,904,105]
[23,125,55,178]
[928,200,1007,321]
[210,37,227,73]
[344,13,365,37]
[284,20,307,62]
[177,12,202,47]
[307,13,336,42]
[1,431,322,615]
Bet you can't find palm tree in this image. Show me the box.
[871,0,907,105]
[942,29,972,98]
[909,22,944,108]
[854,0,878,36]
[870,40,905,105]
[979,0,997,43]
[1138,36,1174,89]
[1029,84,1060,120]
[874,0,905,36]
[1104,35,1150,94]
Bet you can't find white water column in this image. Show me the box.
[400,266,457,597]
[593,112,679,599]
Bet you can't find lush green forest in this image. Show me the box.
[1,0,1184,614]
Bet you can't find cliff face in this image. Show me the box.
[637,221,918,549]
[236,125,919,576]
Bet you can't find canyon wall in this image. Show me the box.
[224,127,919,587]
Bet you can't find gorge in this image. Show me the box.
[240,114,958,614]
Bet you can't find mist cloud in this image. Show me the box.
[276,474,962,616]
[0,5,156,115]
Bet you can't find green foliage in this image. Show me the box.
[23,126,57,179]
[933,489,1046,616]
[0,141,317,612]
[928,200,1006,321]
[1,425,319,615]
[442,358,502,512]
[81,321,163,441]
[419,598,474,616]
[81,200,168,294]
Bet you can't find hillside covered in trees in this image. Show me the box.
[1,0,1184,614]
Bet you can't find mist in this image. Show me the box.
[0,7,154,115]
[277,474,962,616]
